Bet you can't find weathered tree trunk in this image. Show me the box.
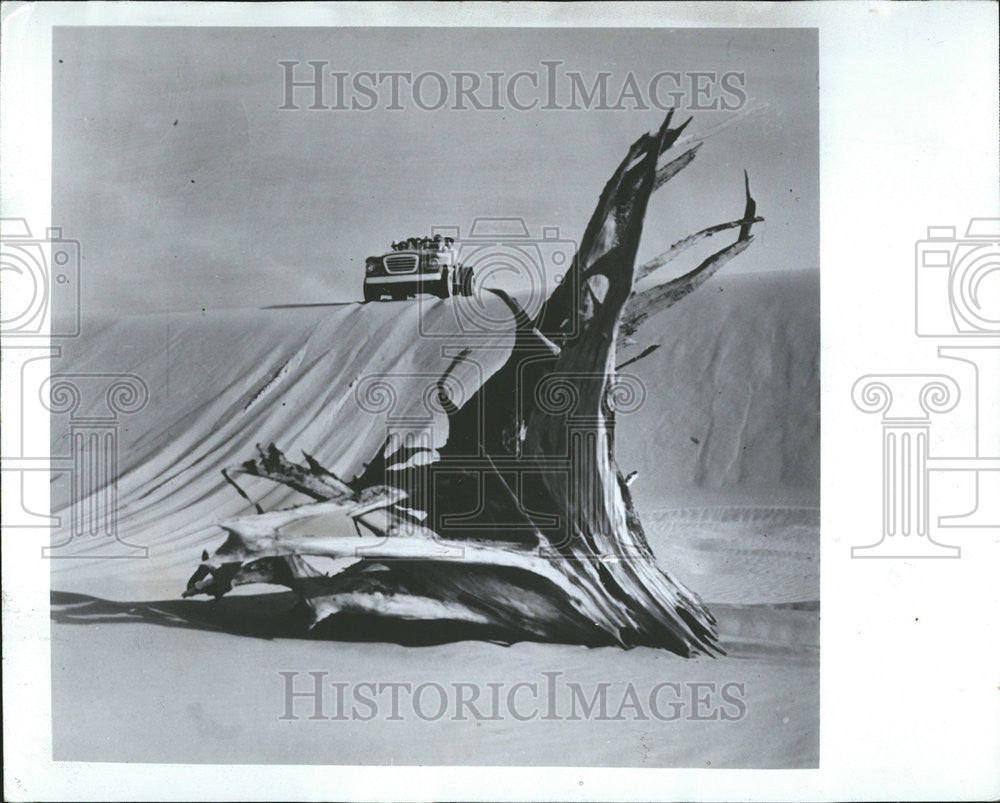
[184,112,761,655]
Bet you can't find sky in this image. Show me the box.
[53,27,818,315]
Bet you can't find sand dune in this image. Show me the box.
[49,268,819,767]
[618,268,819,502]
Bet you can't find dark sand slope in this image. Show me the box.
[50,269,818,767]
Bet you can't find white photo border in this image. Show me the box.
[2,2,998,801]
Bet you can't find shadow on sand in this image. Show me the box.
[51,590,306,640]
[51,590,820,656]
[50,590,550,647]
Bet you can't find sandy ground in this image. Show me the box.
[49,270,819,767]
[51,596,817,767]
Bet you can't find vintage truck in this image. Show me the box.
[363,237,474,302]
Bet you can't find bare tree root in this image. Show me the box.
[184,112,762,654]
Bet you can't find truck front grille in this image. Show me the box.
[384,254,419,274]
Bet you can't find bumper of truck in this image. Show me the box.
[364,268,445,288]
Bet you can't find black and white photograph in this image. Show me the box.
[42,23,819,767]
[1,3,997,801]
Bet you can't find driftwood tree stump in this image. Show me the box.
[184,111,761,655]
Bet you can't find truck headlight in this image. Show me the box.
[366,262,376,274]
[428,256,441,268]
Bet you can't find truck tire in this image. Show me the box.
[363,284,379,303]
[434,273,450,299]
